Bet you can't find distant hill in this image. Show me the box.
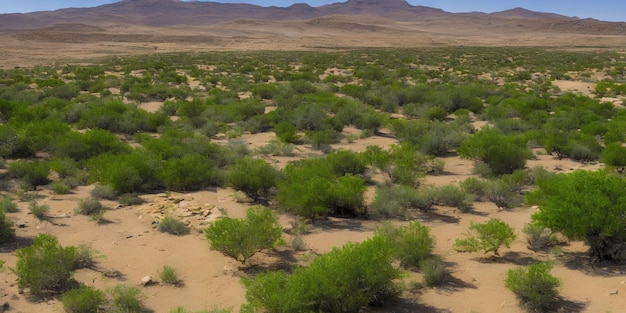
[1,0,624,34]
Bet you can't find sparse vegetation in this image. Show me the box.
[505,262,561,311]
[62,286,106,313]
[159,265,180,285]
[454,218,517,256]
[29,200,50,219]
[158,215,189,236]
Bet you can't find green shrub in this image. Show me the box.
[157,153,220,191]
[485,178,523,209]
[255,139,295,156]
[375,221,435,269]
[159,265,179,285]
[62,286,105,313]
[0,206,15,244]
[76,198,104,217]
[505,262,561,311]
[420,257,448,287]
[107,285,143,313]
[14,233,76,296]
[51,181,71,194]
[522,223,560,251]
[73,244,101,270]
[240,235,400,313]
[453,218,517,256]
[435,184,474,211]
[226,157,280,203]
[460,177,488,200]
[7,159,51,189]
[118,193,144,206]
[170,307,232,313]
[205,206,284,264]
[29,200,50,219]
[91,184,117,200]
[158,216,189,236]
[0,196,18,213]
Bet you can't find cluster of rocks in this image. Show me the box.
[139,193,224,232]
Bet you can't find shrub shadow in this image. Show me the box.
[363,297,450,313]
[416,210,460,224]
[0,235,34,253]
[545,297,586,313]
[499,251,544,266]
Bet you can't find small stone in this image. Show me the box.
[140,276,153,286]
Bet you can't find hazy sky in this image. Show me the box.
[0,0,624,22]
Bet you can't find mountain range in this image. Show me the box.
[1,0,624,33]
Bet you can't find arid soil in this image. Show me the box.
[2,3,626,312]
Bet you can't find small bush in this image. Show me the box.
[523,223,560,251]
[14,233,76,296]
[62,286,105,313]
[435,184,474,211]
[460,177,487,200]
[29,200,50,219]
[76,198,104,217]
[205,206,284,264]
[51,181,71,195]
[485,179,523,209]
[107,285,143,313]
[170,307,232,313]
[376,221,435,269]
[91,184,117,200]
[420,257,448,286]
[0,196,18,213]
[453,218,517,256]
[159,265,179,285]
[505,262,561,311]
[0,206,15,244]
[118,193,144,206]
[158,215,189,236]
[73,245,101,270]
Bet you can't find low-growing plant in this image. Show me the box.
[107,284,143,313]
[420,257,448,286]
[205,206,284,264]
[73,244,102,270]
[0,196,18,213]
[29,200,50,219]
[62,286,105,313]
[91,184,117,200]
[454,218,517,256]
[460,177,488,200]
[170,307,232,313]
[375,221,435,269]
[159,265,179,285]
[0,206,15,244]
[158,215,189,236]
[13,233,77,296]
[435,184,474,211]
[522,223,560,251]
[505,262,561,311]
[51,181,71,195]
[76,198,104,217]
[485,178,523,209]
[118,193,144,206]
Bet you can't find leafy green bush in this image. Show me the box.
[159,265,179,285]
[0,196,18,213]
[170,307,232,313]
[460,177,487,200]
[107,285,143,313]
[453,218,517,256]
[375,221,435,269]
[528,170,626,261]
[205,206,284,264]
[505,262,561,311]
[62,286,105,313]
[51,181,71,194]
[0,206,15,244]
[118,193,144,206]
[7,159,51,189]
[226,157,280,203]
[420,257,448,287]
[91,184,117,200]
[158,216,189,236]
[76,198,104,217]
[485,178,523,209]
[14,233,77,296]
[29,200,50,219]
[435,184,474,211]
[157,153,221,191]
[240,235,400,313]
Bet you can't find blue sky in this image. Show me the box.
[0,0,624,22]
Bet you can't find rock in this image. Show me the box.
[0,302,9,313]
[140,276,153,287]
